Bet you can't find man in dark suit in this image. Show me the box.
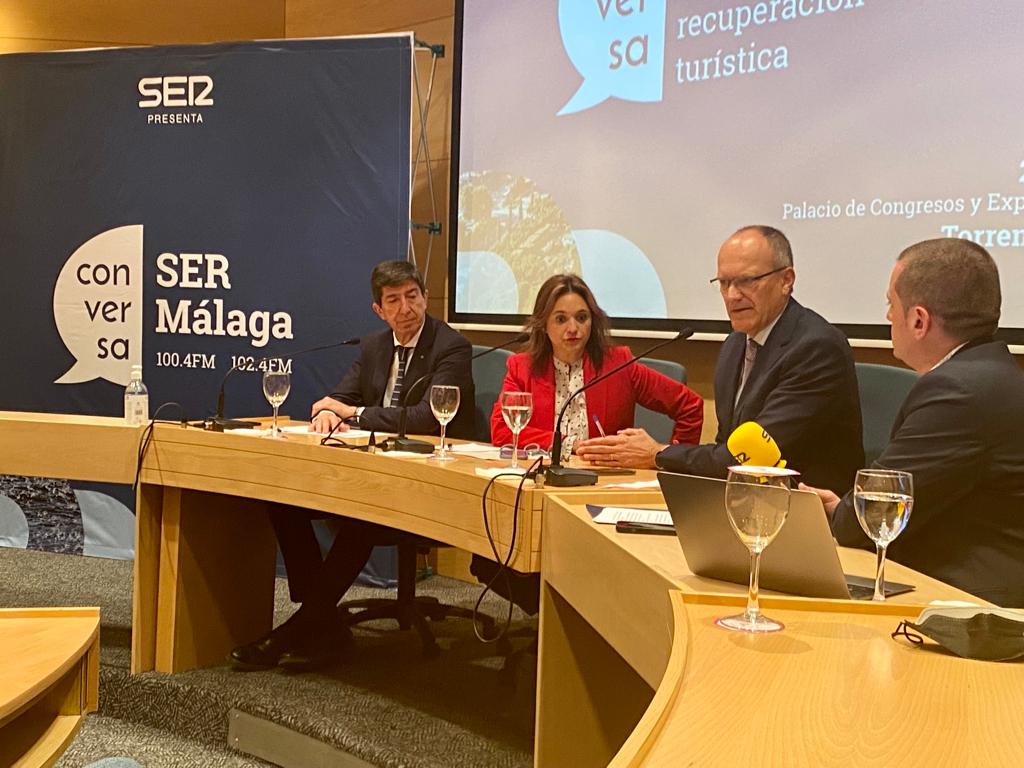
[578,225,863,492]
[810,239,1024,606]
[230,260,474,671]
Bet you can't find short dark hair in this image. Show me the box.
[896,238,1001,343]
[524,274,611,373]
[370,260,426,304]
[734,225,794,268]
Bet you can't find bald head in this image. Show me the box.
[715,225,795,336]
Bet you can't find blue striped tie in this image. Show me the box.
[389,346,410,407]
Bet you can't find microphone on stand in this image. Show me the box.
[545,327,695,487]
[205,336,361,431]
[378,371,436,454]
[471,332,529,359]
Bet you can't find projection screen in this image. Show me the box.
[450,1,1024,342]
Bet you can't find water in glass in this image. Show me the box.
[499,391,533,469]
[429,385,460,461]
[854,469,913,600]
[716,465,798,633]
[262,362,290,439]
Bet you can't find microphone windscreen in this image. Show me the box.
[726,421,785,467]
[675,326,695,340]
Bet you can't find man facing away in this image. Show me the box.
[230,259,475,671]
[808,238,1024,606]
[578,225,864,493]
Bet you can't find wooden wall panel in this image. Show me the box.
[285,0,454,37]
[0,38,123,53]
[409,16,454,163]
[411,158,450,295]
[0,1,284,46]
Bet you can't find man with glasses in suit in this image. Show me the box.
[578,225,864,493]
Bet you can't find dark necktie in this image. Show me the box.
[734,337,759,406]
[389,346,411,407]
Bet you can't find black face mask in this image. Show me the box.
[893,607,1024,662]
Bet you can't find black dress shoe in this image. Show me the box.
[229,626,299,671]
[278,624,352,672]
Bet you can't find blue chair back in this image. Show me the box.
[634,357,688,444]
[471,346,513,443]
[855,362,918,466]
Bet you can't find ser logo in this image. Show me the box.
[138,75,213,124]
[138,75,214,107]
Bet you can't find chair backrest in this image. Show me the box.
[855,362,918,466]
[471,346,513,443]
[634,357,688,444]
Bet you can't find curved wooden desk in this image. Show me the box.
[4,411,1021,767]
[0,607,99,768]
[537,493,1024,767]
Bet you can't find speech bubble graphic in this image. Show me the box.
[573,228,667,317]
[558,0,666,116]
[53,224,143,386]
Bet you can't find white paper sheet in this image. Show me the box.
[591,506,672,526]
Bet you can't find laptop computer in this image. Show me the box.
[658,472,914,600]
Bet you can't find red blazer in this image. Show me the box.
[490,347,703,449]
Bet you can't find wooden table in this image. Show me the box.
[0,607,99,768]
[536,493,1024,767]
[4,411,1022,767]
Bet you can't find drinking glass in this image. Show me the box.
[261,360,290,439]
[853,468,914,601]
[429,384,460,462]
[717,465,799,633]
[499,391,533,469]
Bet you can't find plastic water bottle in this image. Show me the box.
[124,364,149,425]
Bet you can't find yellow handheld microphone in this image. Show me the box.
[726,421,787,468]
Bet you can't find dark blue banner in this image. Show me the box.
[0,36,412,420]
[0,37,412,558]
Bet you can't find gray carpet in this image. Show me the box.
[0,547,536,768]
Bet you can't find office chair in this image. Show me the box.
[471,345,513,442]
[855,362,918,466]
[340,348,514,657]
[340,535,494,658]
[634,357,688,443]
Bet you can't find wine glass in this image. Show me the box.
[854,469,913,601]
[499,391,533,469]
[261,360,290,439]
[429,384,460,462]
[716,465,799,633]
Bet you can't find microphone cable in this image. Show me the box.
[131,401,196,492]
[473,456,544,644]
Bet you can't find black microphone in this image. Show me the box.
[471,332,529,359]
[378,371,436,453]
[206,336,361,431]
[545,327,694,487]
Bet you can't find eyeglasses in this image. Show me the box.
[710,266,788,293]
[499,443,549,460]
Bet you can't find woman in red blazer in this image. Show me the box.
[490,274,703,455]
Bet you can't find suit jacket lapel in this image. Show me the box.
[369,332,393,406]
[403,315,436,399]
[734,298,799,423]
[717,334,744,434]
